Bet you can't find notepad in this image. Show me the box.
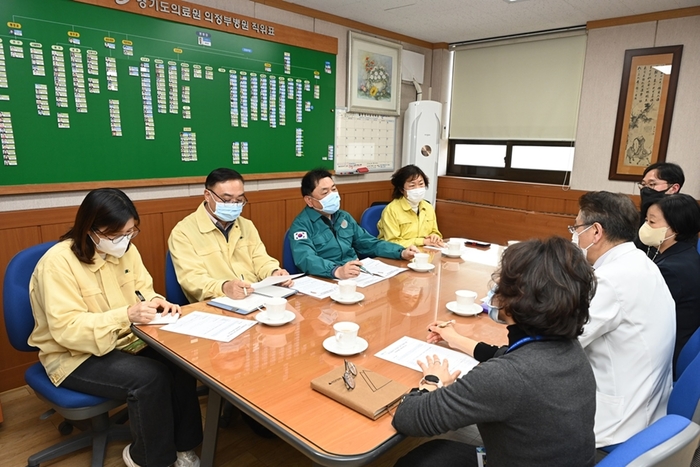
[142,312,180,325]
[310,365,409,420]
[208,295,266,314]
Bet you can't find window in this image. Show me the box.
[447,140,574,184]
[447,31,586,184]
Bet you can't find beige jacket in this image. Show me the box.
[29,241,158,386]
[168,202,280,303]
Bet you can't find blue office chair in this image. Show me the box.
[359,204,387,237]
[676,326,700,381]
[595,414,700,467]
[3,241,131,467]
[165,250,189,306]
[283,229,300,275]
[668,352,700,425]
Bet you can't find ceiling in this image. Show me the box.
[283,0,700,44]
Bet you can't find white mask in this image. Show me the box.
[406,187,426,204]
[571,224,595,260]
[92,234,131,258]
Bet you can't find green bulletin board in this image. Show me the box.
[0,0,336,187]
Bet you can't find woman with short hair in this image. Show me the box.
[392,237,597,467]
[29,188,202,467]
[377,164,443,247]
[640,193,700,374]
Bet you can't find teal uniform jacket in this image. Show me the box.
[289,206,404,278]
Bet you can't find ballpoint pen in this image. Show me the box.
[437,320,455,328]
[357,264,381,277]
[241,274,247,296]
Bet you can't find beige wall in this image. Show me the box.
[572,15,700,198]
[0,0,435,212]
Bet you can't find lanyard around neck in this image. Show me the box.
[505,335,544,354]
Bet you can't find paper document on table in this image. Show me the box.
[375,336,480,376]
[142,312,180,325]
[159,311,256,342]
[291,276,338,299]
[354,258,407,287]
[207,295,266,313]
[251,273,304,289]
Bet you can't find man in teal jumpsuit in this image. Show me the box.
[289,169,418,279]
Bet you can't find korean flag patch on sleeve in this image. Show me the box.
[294,231,308,240]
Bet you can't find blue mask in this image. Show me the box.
[213,201,243,223]
[315,191,341,215]
[484,287,507,325]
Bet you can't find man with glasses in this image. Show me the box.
[168,168,291,303]
[635,162,685,249]
[570,191,675,450]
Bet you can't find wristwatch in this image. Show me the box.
[419,374,443,389]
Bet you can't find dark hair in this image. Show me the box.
[643,162,685,189]
[390,165,429,199]
[651,194,700,244]
[578,191,639,242]
[205,168,244,190]
[61,188,139,264]
[493,237,596,339]
[301,168,333,197]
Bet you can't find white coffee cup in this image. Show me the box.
[507,240,520,247]
[264,297,287,321]
[337,280,357,299]
[333,321,359,349]
[413,253,430,265]
[447,239,462,255]
[455,290,478,310]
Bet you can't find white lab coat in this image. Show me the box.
[580,242,675,448]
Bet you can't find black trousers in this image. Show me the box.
[61,346,203,467]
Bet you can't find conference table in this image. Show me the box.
[132,244,509,467]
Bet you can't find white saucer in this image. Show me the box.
[255,310,296,326]
[330,291,365,305]
[442,250,465,258]
[446,302,483,317]
[323,336,369,356]
[408,262,435,272]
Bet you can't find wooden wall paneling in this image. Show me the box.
[0,226,43,393]
[131,213,166,293]
[341,192,369,222]
[436,187,464,201]
[527,196,568,215]
[462,189,495,205]
[285,198,307,230]
[249,200,287,262]
[435,201,571,246]
[367,188,393,206]
[493,193,529,210]
[40,223,73,242]
[565,199,580,215]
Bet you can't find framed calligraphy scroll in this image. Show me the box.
[608,45,683,181]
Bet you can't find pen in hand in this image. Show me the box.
[241,274,247,296]
[135,290,146,302]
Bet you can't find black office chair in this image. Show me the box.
[3,241,130,467]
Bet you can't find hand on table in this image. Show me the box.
[335,260,363,279]
[417,354,461,387]
[150,297,181,315]
[127,301,159,324]
[223,278,252,299]
[401,245,420,260]
[424,235,444,247]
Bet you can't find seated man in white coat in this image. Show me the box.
[570,191,675,449]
